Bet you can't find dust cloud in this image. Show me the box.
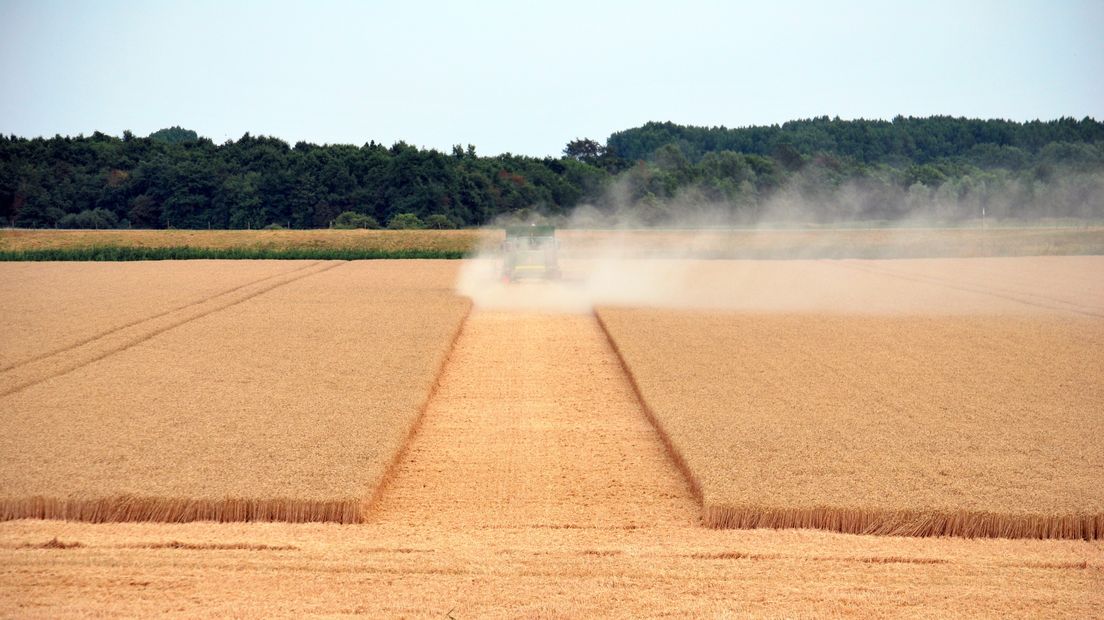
[454,177,1103,315]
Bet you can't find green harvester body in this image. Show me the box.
[501,225,560,281]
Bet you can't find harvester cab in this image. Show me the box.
[501,224,560,282]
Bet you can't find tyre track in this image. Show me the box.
[0,261,344,398]
[0,261,323,373]
[836,260,1104,317]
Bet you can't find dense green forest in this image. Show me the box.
[2,116,1102,229]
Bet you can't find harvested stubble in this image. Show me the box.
[0,261,469,523]
[369,311,699,530]
[597,308,1104,539]
[1,518,1101,617]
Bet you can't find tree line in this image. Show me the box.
[2,116,1102,229]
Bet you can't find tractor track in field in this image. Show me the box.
[837,259,1104,318]
[0,260,324,374]
[0,261,343,398]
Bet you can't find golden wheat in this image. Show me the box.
[0,228,483,252]
[0,261,469,523]
[0,260,309,369]
[597,306,1104,540]
[5,226,1104,258]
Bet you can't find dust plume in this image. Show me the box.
[455,172,1104,315]
[455,221,685,314]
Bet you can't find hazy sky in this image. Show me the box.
[1,0,1101,156]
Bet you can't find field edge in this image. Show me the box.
[593,311,704,510]
[360,299,474,521]
[703,504,1102,541]
[0,495,362,524]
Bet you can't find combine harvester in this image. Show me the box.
[501,224,561,283]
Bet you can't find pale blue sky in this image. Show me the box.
[1,0,1101,156]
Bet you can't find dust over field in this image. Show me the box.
[464,255,1104,315]
[0,261,469,523]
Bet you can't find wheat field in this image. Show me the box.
[0,261,469,523]
[597,304,1104,539]
[0,255,1101,615]
[0,228,483,253]
[5,226,1103,259]
[3,304,1102,616]
[0,260,310,369]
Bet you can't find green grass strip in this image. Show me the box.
[0,246,466,261]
